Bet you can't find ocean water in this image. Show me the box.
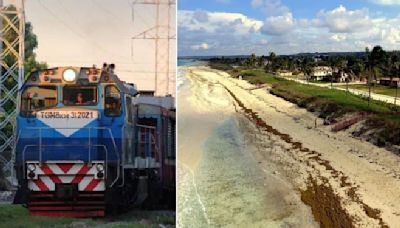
[177,58,204,90]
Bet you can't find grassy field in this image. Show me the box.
[0,205,175,228]
[240,69,397,114]
[337,84,400,97]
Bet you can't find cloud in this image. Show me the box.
[316,5,372,33]
[260,12,294,36]
[330,34,347,42]
[251,0,290,16]
[193,10,209,23]
[191,43,210,50]
[178,4,400,56]
[178,10,263,34]
[370,0,400,5]
[251,0,263,8]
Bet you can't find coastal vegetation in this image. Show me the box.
[208,46,400,150]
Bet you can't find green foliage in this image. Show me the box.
[208,62,234,71]
[240,69,283,85]
[0,205,175,228]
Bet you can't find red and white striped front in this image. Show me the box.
[26,161,105,192]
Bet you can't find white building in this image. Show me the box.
[310,66,332,81]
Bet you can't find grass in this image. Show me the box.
[240,69,283,84]
[0,205,175,228]
[337,84,400,98]
[235,68,400,146]
[207,63,400,146]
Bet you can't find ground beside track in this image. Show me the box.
[0,204,175,228]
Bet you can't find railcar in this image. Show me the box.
[13,64,176,217]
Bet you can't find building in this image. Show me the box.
[379,77,400,87]
[310,66,332,81]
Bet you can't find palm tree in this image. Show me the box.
[249,53,257,68]
[365,46,387,107]
[301,57,314,82]
[328,56,339,89]
[267,52,277,73]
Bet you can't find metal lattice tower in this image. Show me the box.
[0,0,25,182]
[131,0,176,96]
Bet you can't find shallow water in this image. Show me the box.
[177,66,318,227]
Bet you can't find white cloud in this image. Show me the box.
[191,43,210,50]
[330,34,347,42]
[316,5,372,33]
[370,0,400,5]
[178,10,263,34]
[193,10,209,23]
[261,12,294,36]
[260,39,269,45]
[251,0,290,16]
[178,5,400,56]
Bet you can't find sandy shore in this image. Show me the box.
[185,65,400,227]
[177,66,318,227]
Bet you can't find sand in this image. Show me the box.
[183,65,400,227]
[177,67,319,227]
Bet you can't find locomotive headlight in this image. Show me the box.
[62,69,77,82]
[96,163,104,172]
[27,164,36,172]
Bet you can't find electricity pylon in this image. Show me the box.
[0,0,25,186]
[131,0,176,96]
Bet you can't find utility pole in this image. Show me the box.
[131,0,176,96]
[0,0,25,187]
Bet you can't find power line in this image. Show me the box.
[37,0,129,59]
[90,0,127,33]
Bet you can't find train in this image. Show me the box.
[12,64,176,217]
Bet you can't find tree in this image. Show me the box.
[301,57,314,82]
[328,56,339,88]
[248,53,257,68]
[365,46,387,107]
[0,5,47,189]
[265,52,278,73]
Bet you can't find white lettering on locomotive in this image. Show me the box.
[37,109,98,137]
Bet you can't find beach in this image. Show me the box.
[177,65,318,227]
[178,64,400,227]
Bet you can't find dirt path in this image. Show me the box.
[188,66,400,227]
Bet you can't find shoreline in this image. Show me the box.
[177,65,318,227]
[185,65,400,227]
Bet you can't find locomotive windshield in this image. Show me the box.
[63,86,97,106]
[104,85,121,116]
[20,86,58,116]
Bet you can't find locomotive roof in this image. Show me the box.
[23,65,138,96]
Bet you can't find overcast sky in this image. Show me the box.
[178,0,400,56]
[3,0,176,95]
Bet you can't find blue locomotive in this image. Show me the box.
[13,64,176,217]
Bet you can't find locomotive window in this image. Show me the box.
[20,86,57,117]
[63,86,97,106]
[105,85,121,116]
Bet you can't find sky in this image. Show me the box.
[178,0,400,56]
[3,0,176,95]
